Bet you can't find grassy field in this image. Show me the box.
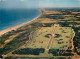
[26,27,54,49]
[50,27,74,50]
[26,26,74,50]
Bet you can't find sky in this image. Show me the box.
[0,0,80,8]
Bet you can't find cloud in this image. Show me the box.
[77,0,80,1]
[0,0,6,2]
[1,0,80,8]
[20,0,25,2]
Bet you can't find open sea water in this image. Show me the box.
[0,8,40,31]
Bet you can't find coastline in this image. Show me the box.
[0,13,41,36]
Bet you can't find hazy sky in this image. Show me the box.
[0,0,80,8]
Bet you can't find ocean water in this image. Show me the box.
[0,8,40,31]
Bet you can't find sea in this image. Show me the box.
[0,8,40,31]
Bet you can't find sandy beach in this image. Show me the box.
[0,22,27,36]
[0,14,40,36]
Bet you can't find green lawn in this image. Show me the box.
[26,26,74,50]
[26,27,54,49]
[50,27,74,50]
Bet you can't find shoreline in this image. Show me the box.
[0,13,41,36]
